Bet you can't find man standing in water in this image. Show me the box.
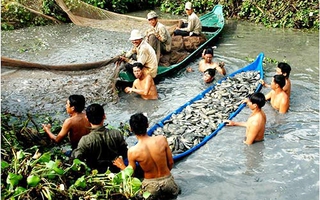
[72,104,128,173]
[124,62,158,100]
[226,92,267,145]
[113,113,179,199]
[42,94,91,155]
[265,74,289,113]
[199,47,226,75]
[261,62,292,97]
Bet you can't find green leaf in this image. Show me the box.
[27,175,41,187]
[45,160,64,175]
[122,165,134,178]
[45,171,56,179]
[13,186,27,196]
[143,191,151,199]
[6,173,23,189]
[16,150,25,160]
[1,161,10,169]
[74,176,86,189]
[131,177,142,192]
[71,158,87,171]
[38,152,51,163]
[113,171,123,184]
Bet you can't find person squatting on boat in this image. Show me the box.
[174,2,202,37]
[119,29,158,78]
[42,94,91,156]
[226,92,267,145]
[113,113,180,200]
[124,62,158,100]
[72,104,128,173]
[264,74,290,114]
[146,11,172,63]
[260,62,292,98]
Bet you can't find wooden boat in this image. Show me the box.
[147,53,264,161]
[118,4,225,83]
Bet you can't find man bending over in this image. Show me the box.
[113,113,179,199]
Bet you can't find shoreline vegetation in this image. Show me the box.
[1,0,318,199]
[1,0,319,30]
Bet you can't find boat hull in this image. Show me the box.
[147,53,264,161]
[118,5,225,83]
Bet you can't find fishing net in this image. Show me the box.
[55,0,180,32]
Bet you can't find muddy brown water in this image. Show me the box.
[1,19,319,199]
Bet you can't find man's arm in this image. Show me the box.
[279,96,289,114]
[227,120,247,127]
[131,76,153,96]
[164,136,174,170]
[127,148,137,171]
[244,120,259,145]
[265,91,272,101]
[158,26,168,42]
[217,62,226,75]
[42,119,71,143]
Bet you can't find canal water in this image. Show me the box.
[1,18,319,199]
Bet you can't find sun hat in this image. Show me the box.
[129,29,143,40]
[147,11,158,20]
[185,2,192,10]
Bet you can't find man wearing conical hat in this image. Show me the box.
[120,29,158,78]
[145,11,172,63]
[174,2,202,36]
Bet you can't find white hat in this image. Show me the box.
[129,29,143,40]
[147,11,158,20]
[185,2,192,10]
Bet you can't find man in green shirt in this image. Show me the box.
[72,104,128,173]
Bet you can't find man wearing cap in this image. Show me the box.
[146,11,172,63]
[174,2,202,37]
[120,29,158,78]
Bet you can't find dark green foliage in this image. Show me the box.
[1,0,318,30]
[160,0,319,30]
[82,0,159,13]
[1,112,143,199]
[42,0,69,22]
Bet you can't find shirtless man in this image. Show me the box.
[199,47,226,75]
[113,113,179,199]
[42,94,91,155]
[124,62,158,100]
[265,74,289,114]
[261,62,291,97]
[226,92,267,145]
[120,29,158,78]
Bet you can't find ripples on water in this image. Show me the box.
[1,21,319,199]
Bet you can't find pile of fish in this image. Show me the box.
[153,70,261,155]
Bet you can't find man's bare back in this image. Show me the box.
[65,113,91,149]
[128,135,173,179]
[43,95,91,151]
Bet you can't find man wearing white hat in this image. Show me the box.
[174,1,202,37]
[120,29,158,78]
[146,11,172,63]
